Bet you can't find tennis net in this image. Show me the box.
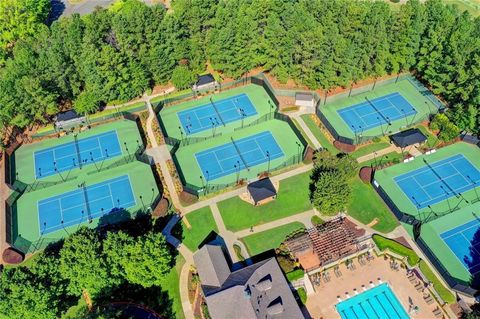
[423,158,459,198]
[73,134,82,169]
[230,137,249,170]
[210,97,226,126]
[365,97,391,125]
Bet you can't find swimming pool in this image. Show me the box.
[336,283,410,319]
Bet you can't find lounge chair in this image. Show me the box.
[433,307,443,318]
[423,294,434,305]
[415,283,424,291]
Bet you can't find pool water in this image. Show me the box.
[336,283,410,319]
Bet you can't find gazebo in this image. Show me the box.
[390,128,427,148]
[247,178,277,206]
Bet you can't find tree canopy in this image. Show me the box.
[0,0,478,132]
[0,224,174,318]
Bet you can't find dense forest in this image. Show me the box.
[0,0,478,133]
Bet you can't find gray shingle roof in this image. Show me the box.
[247,178,276,203]
[193,245,230,288]
[194,245,304,319]
[390,128,427,147]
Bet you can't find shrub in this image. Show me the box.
[311,215,324,226]
[372,234,420,266]
[297,287,307,305]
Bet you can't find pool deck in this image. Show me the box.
[305,256,443,319]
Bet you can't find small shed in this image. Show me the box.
[247,178,277,206]
[295,92,315,108]
[193,73,218,91]
[390,128,427,148]
[55,110,86,131]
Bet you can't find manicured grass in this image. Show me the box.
[177,207,218,252]
[88,102,147,120]
[241,222,305,256]
[286,269,305,282]
[417,125,439,148]
[418,260,456,304]
[158,255,186,319]
[301,114,339,154]
[218,171,312,232]
[351,142,391,159]
[372,234,419,266]
[360,151,404,168]
[348,177,398,233]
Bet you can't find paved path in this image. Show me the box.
[291,113,322,150]
[234,209,317,238]
[356,144,401,163]
[182,164,313,214]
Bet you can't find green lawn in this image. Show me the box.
[347,177,398,233]
[158,254,186,319]
[351,142,391,159]
[418,260,456,304]
[301,114,339,154]
[175,207,218,252]
[241,222,305,256]
[360,151,404,168]
[218,171,313,232]
[417,125,439,148]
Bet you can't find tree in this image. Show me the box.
[74,90,101,115]
[0,0,51,65]
[171,65,196,90]
[0,267,58,319]
[59,227,112,298]
[311,170,351,216]
[121,231,173,287]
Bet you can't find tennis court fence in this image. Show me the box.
[416,235,477,297]
[180,153,306,197]
[315,74,444,145]
[153,73,280,113]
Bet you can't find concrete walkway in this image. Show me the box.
[234,209,317,238]
[356,144,401,163]
[291,113,322,150]
[182,163,313,214]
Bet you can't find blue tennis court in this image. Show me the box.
[440,219,480,274]
[34,130,122,178]
[195,131,284,181]
[38,175,136,234]
[177,93,257,135]
[395,154,480,209]
[338,92,417,133]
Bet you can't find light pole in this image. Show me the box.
[234,164,239,184]
[295,142,301,164]
[266,151,271,173]
[179,126,184,141]
[467,175,479,201]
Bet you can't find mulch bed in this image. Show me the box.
[333,140,356,153]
